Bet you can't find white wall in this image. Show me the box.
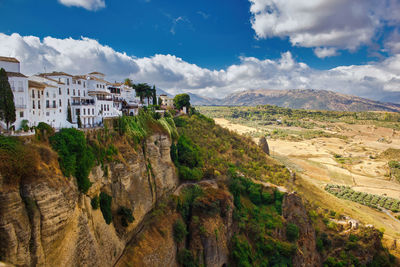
[0,61,20,73]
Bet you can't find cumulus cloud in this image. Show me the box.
[314,47,339,59]
[0,33,399,101]
[249,0,400,56]
[58,0,105,11]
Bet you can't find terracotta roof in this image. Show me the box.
[6,72,27,78]
[39,71,73,77]
[89,71,105,76]
[73,75,87,80]
[0,56,19,63]
[28,80,46,89]
[88,76,111,84]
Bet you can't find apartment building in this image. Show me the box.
[0,56,142,130]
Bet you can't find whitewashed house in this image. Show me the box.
[0,56,155,131]
[0,57,29,129]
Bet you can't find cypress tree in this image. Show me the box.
[67,104,72,123]
[0,68,16,130]
[77,114,82,128]
[152,85,157,105]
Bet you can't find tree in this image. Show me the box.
[0,68,16,130]
[173,93,190,110]
[124,78,133,87]
[152,85,157,105]
[67,104,72,123]
[133,83,150,104]
[77,114,82,128]
[144,84,153,106]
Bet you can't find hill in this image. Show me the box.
[191,89,400,112]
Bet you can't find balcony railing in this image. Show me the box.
[71,100,95,106]
[46,105,57,109]
[97,96,113,101]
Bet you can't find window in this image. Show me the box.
[32,89,35,98]
[38,91,40,98]
[92,108,94,114]
[67,88,70,95]
[53,100,56,108]
[32,101,35,109]
[46,112,50,116]
[101,104,103,111]
[20,111,24,118]
[38,100,41,109]
[78,90,80,96]
[46,91,49,97]
[46,100,50,108]
[68,99,70,106]
[84,82,86,88]
[59,99,62,107]
[59,88,61,95]
[96,84,99,88]
[73,89,75,96]
[66,78,70,85]
[83,108,86,115]
[76,109,80,115]
[84,91,86,96]
[41,91,43,95]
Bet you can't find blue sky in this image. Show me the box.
[0,0,400,100]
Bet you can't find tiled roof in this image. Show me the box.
[0,56,19,63]
[6,72,27,78]
[89,71,105,76]
[28,80,46,89]
[39,71,73,77]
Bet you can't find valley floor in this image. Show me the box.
[214,117,400,255]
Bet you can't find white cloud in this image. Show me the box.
[0,33,399,101]
[314,47,339,58]
[58,0,105,11]
[249,0,400,54]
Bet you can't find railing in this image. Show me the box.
[15,104,27,109]
[46,105,57,109]
[97,97,113,101]
[71,101,95,106]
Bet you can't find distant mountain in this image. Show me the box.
[380,92,400,104]
[192,89,400,112]
[187,93,222,106]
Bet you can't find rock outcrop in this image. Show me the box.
[0,132,178,267]
[259,136,270,156]
[283,193,321,267]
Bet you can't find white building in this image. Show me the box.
[0,57,29,129]
[159,94,174,109]
[0,56,150,131]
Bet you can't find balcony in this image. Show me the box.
[46,105,57,109]
[71,100,95,106]
[97,96,113,101]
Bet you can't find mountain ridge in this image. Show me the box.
[190,89,400,112]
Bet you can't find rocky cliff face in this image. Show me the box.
[0,132,178,267]
[283,193,321,267]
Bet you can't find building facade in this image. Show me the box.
[0,56,144,130]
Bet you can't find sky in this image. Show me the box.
[0,0,400,101]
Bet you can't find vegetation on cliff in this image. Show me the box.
[173,114,290,184]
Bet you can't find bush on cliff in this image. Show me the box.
[50,128,94,193]
[100,192,113,224]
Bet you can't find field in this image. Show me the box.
[197,105,400,253]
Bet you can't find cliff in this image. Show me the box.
[0,113,396,267]
[0,131,178,266]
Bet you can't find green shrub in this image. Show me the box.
[173,219,188,243]
[91,195,99,210]
[176,134,202,168]
[50,128,94,193]
[118,206,134,227]
[99,192,112,224]
[177,249,197,267]
[286,223,300,242]
[178,165,203,181]
[35,122,55,141]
